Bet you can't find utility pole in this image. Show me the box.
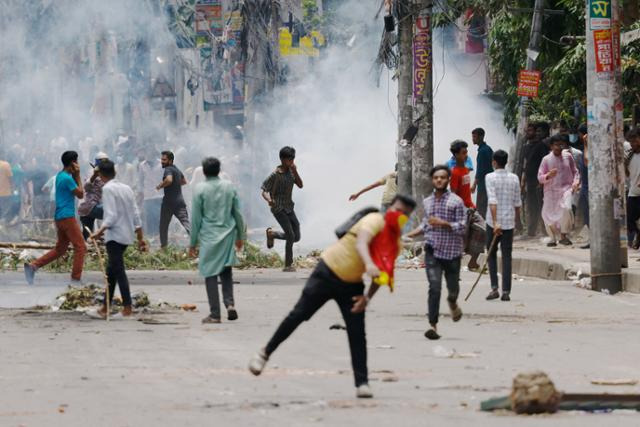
[513,0,545,177]
[411,0,433,212]
[586,0,624,293]
[397,0,413,197]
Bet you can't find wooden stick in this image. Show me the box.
[465,233,499,302]
[84,227,109,322]
[0,242,55,250]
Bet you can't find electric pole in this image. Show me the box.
[586,0,624,293]
[412,0,433,213]
[397,0,413,196]
[513,0,544,177]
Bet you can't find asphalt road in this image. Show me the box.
[1,268,640,426]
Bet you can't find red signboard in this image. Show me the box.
[516,70,541,98]
[594,29,613,73]
[413,15,431,101]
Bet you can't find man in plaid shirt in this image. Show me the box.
[485,150,522,301]
[408,165,466,340]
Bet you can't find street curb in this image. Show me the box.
[474,253,640,294]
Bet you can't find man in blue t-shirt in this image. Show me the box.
[25,151,87,285]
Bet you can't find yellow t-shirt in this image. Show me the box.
[380,172,397,206]
[0,161,13,197]
[321,212,385,283]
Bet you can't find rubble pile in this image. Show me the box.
[55,285,152,311]
[510,371,562,414]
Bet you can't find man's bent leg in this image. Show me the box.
[174,202,191,235]
[66,218,87,281]
[265,264,331,355]
[32,220,71,270]
[425,249,444,326]
[442,257,461,304]
[273,210,295,267]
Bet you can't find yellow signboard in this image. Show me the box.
[279,28,325,57]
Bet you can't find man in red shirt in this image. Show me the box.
[449,140,475,209]
[449,140,482,270]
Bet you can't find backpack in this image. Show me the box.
[335,207,380,239]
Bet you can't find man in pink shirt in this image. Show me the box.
[537,135,580,246]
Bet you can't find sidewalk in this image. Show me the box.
[479,235,640,294]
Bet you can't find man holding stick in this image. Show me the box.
[90,160,147,318]
[485,150,522,301]
[24,151,86,285]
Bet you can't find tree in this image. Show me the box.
[435,0,640,129]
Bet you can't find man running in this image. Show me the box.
[262,146,303,272]
[248,194,416,398]
[91,160,147,318]
[407,165,465,340]
[24,151,86,285]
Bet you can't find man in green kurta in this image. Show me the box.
[189,157,246,324]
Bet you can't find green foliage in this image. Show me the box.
[435,0,640,129]
[302,0,323,31]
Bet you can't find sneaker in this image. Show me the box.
[486,289,500,300]
[248,349,269,376]
[448,301,462,322]
[356,384,374,399]
[501,293,511,302]
[227,307,238,321]
[266,228,275,249]
[202,316,221,324]
[122,306,133,317]
[424,328,441,340]
[282,266,296,273]
[559,238,572,246]
[546,242,557,247]
[24,263,36,285]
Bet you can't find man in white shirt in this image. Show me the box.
[625,128,640,249]
[91,160,147,317]
[484,150,522,301]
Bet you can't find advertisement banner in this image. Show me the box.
[413,15,431,101]
[594,29,613,73]
[516,70,541,98]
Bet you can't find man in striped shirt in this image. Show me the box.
[485,150,522,301]
[261,146,303,271]
[407,165,466,340]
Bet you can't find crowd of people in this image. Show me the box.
[8,121,640,400]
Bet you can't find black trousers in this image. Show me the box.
[425,247,461,326]
[159,199,191,248]
[627,196,640,244]
[105,241,132,307]
[476,187,488,219]
[525,182,543,237]
[264,261,368,387]
[486,226,513,293]
[80,204,104,240]
[205,267,234,319]
[272,209,301,267]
